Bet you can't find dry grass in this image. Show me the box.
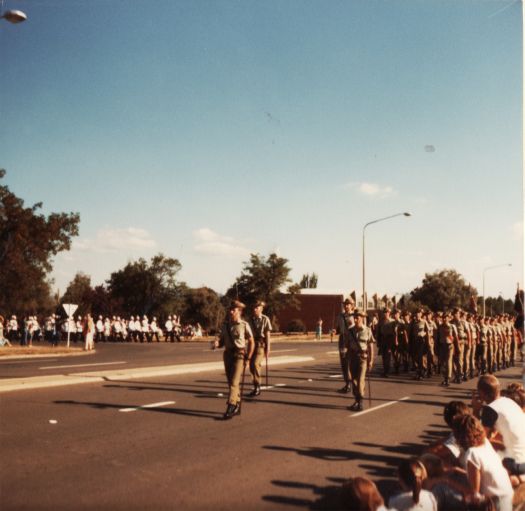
[0,345,88,357]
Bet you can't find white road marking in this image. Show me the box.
[307,379,313,382]
[274,383,287,387]
[3,359,59,364]
[260,385,274,390]
[271,349,297,353]
[326,351,339,355]
[328,374,343,378]
[39,361,127,370]
[217,393,224,397]
[350,396,410,418]
[119,401,175,413]
[49,419,58,424]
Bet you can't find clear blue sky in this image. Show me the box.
[2,0,522,300]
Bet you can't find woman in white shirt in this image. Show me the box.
[452,414,513,511]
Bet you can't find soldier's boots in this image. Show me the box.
[248,385,261,398]
[349,400,363,412]
[223,403,240,420]
[338,383,350,394]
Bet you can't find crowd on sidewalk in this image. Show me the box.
[342,374,525,511]
[0,313,208,347]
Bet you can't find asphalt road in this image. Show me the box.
[1,344,522,511]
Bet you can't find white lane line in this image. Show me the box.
[326,351,339,355]
[39,361,127,370]
[350,396,410,418]
[274,383,287,387]
[119,401,175,413]
[260,386,274,390]
[328,374,342,378]
[271,349,298,353]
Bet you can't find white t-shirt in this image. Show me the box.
[388,489,437,511]
[464,439,513,498]
[488,396,525,463]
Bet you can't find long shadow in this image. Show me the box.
[54,399,222,420]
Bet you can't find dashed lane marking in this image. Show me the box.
[119,401,175,413]
[350,396,410,418]
[328,374,343,378]
[40,361,127,370]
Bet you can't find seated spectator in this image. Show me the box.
[419,453,466,511]
[475,375,525,484]
[342,476,389,511]
[452,414,513,511]
[388,459,437,511]
[426,401,470,468]
[501,383,525,412]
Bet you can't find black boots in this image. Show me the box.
[248,385,261,398]
[349,400,363,411]
[338,383,350,394]
[223,403,240,420]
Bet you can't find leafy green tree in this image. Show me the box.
[107,254,185,317]
[410,269,477,312]
[225,253,299,320]
[0,169,80,315]
[182,287,224,333]
[61,272,93,316]
[299,272,318,288]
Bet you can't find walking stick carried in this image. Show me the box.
[239,358,247,416]
[367,371,372,409]
[265,349,269,388]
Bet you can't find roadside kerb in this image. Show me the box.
[0,355,315,393]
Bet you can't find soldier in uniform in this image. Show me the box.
[214,300,254,420]
[247,301,272,397]
[436,312,458,386]
[347,310,375,411]
[424,311,437,377]
[410,309,429,380]
[478,316,489,375]
[379,308,396,377]
[336,298,354,393]
[451,308,470,382]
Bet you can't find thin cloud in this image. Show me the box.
[72,227,157,254]
[193,228,251,257]
[345,181,397,199]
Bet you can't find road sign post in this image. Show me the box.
[62,304,78,348]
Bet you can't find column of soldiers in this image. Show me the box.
[372,306,521,387]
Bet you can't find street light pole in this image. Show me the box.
[482,263,512,317]
[362,212,411,314]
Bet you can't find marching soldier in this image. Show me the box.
[424,311,437,377]
[379,308,396,377]
[437,312,459,386]
[410,309,429,380]
[451,308,470,382]
[214,300,254,420]
[247,301,272,397]
[336,298,354,393]
[478,316,489,375]
[398,311,411,372]
[347,310,375,411]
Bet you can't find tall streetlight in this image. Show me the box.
[482,263,512,317]
[1,10,27,23]
[362,212,411,313]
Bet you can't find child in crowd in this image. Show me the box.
[342,476,389,511]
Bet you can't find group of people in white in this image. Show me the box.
[1,313,206,347]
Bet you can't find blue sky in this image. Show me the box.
[1,0,522,300]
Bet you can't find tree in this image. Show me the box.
[225,253,299,320]
[0,169,80,314]
[410,269,477,312]
[299,272,318,288]
[107,253,185,317]
[61,272,94,316]
[182,287,224,333]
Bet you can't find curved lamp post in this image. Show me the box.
[482,263,512,317]
[362,212,411,314]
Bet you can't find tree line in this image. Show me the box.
[1,169,521,333]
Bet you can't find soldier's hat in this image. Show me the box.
[353,309,366,318]
[343,298,354,305]
[254,300,265,308]
[383,307,391,313]
[229,300,246,310]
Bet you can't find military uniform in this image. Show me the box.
[478,318,489,375]
[436,318,458,386]
[248,310,272,396]
[379,312,396,377]
[336,301,354,392]
[452,312,470,382]
[410,313,429,380]
[347,311,375,411]
[217,302,254,419]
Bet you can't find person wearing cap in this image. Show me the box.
[424,311,437,378]
[247,300,272,397]
[379,308,396,378]
[165,315,174,343]
[347,309,375,411]
[410,309,430,381]
[397,311,411,373]
[336,298,355,393]
[451,308,470,383]
[214,300,254,419]
[436,312,459,386]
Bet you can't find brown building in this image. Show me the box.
[276,291,345,333]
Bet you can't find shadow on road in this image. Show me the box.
[53,399,223,420]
